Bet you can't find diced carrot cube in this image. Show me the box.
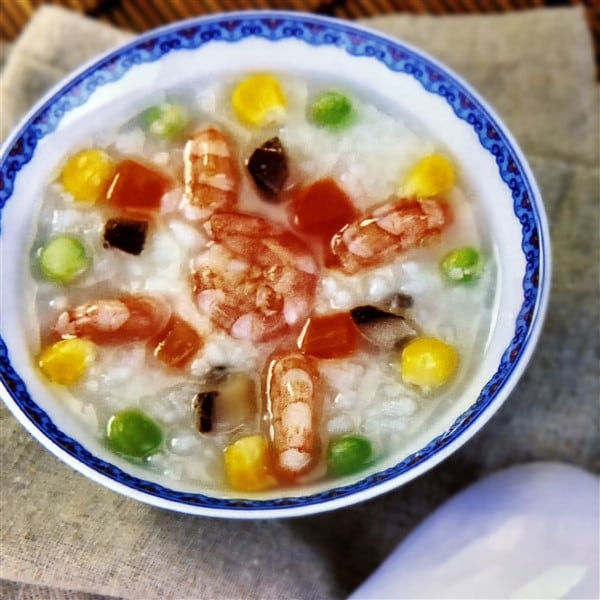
[152,316,203,368]
[289,178,358,239]
[106,159,171,214]
[298,312,360,359]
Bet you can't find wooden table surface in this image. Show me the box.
[1,1,598,72]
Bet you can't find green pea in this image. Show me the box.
[106,410,163,459]
[327,434,373,476]
[440,246,483,283]
[39,235,89,283]
[310,91,353,128]
[142,103,187,139]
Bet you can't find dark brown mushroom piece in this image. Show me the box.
[193,390,217,433]
[246,136,288,200]
[103,218,148,255]
[192,372,257,434]
[350,304,418,350]
[216,372,257,430]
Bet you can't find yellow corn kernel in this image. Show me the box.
[224,435,277,492]
[38,338,96,385]
[401,154,456,198]
[60,149,115,204]
[231,74,286,127]
[398,336,458,389]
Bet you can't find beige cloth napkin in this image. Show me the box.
[1,6,598,600]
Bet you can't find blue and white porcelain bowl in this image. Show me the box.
[0,12,550,518]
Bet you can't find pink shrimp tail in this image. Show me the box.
[329,197,452,274]
[55,295,172,345]
[264,351,322,480]
[183,127,239,215]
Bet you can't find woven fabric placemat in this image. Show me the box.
[1,5,598,599]
[1,0,599,72]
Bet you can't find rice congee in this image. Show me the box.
[30,73,495,493]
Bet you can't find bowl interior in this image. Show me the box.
[0,12,549,517]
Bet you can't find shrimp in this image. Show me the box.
[264,351,322,480]
[183,127,239,215]
[55,295,172,345]
[192,212,318,342]
[329,197,452,275]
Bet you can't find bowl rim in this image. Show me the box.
[0,10,551,518]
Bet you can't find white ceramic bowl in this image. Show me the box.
[0,11,550,518]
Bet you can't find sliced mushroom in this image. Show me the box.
[192,371,257,434]
[193,390,217,433]
[246,137,288,200]
[350,304,418,350]
[217,372,257,429]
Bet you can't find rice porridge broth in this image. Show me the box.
[29,72,496,494]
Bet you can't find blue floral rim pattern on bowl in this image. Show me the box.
[0,12,548,513]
